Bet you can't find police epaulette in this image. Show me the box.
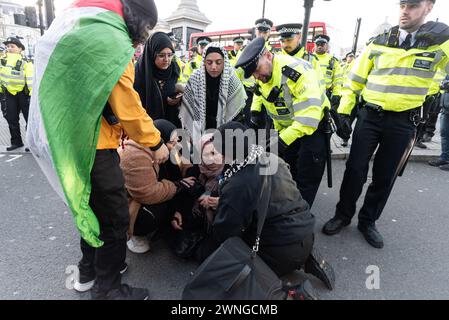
[282,65,302,82]
[415,21,449,48]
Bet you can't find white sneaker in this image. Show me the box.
[127,236,150,254]
[74,278,95,293]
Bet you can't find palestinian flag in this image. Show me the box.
[26,0,134,247]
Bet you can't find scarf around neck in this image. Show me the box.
[179,43,246,143]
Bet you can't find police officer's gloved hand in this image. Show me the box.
[267,135,289,158]
[250,111,263,130]
[441,80,449,92]
[331,95,341,110]
[336,114,352,140]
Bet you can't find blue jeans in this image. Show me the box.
[441,112,449,162]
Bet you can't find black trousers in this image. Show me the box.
[79,150,130,293]
[2,91,30,145]
[336,107,417,226]
[196,233,314,277]
[282,128,327,207]
[258,233,314,277]
[242,89,254,128]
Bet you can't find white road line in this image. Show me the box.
[0,155,5,158]
[5,155,23,163]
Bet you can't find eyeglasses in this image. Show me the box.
[156,53,175,59]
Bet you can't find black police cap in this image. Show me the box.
[235,37,266,79]
[233,36,245,43]
[313,34,330,44]
[3,36,25,51]
[400,0,435,3]
[276,23,303,40]
[255,18,274,32]
[197,36,212,46]
[167,32,178,42]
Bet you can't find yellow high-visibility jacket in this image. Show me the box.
[339,23,449,115]
[251,54,330,146]
[0,53,33,95]
[181,55,202,84]
[316,52,343,96]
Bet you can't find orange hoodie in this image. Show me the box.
[97,61,161,150]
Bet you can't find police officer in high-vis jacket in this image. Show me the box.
[314,34,343,110]
[181,36,212,83]
[0,36,33,151]
[236,37,330,207]
[276,23,321,72]
[323,0,449,249]
[228,36,245,67]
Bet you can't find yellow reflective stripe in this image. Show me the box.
[0,73,24,80]
[293,98,322,113]
[294,116,320,128]
[343,84,362,95]
[366,83,429,95]
[370,68,435,79]
[267,109,292,121]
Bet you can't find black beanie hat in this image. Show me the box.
[212,122,254,162]
[154,119,177,143]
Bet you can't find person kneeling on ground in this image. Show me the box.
[195,122,336,293]
[119,119,196,254]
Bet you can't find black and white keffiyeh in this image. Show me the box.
[179,43,247,141]
[219,144,265,186]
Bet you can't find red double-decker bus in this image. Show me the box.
[189,22,330,54]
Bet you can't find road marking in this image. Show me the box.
[5,155,22,163]
[0,155,5,158]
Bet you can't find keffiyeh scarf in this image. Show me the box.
[179,43,246,141]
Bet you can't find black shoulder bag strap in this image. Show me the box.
[251,155,272,258]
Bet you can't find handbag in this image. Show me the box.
[182,161,286,300]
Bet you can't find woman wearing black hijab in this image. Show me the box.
[134,32,182,127]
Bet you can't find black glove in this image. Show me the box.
[250,111,264,130]
[441,80,449,92]
[336,114,352,140]
[330,95,341,110]
[267,134,289,157]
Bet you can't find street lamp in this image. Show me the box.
[301,0,332,48]
[262,0,266,18]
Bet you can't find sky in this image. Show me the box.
[16,0,449,50]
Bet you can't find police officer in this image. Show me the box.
[0,36,33,151]
[255,18,275,53]
[236,37,330,207]
[167,32,184,71]
[313,34,343,110]
[323,0,449,249]
[228,36,245,66]
[276,23,321,71]
[182,36,211,83]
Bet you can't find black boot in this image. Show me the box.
[322,216,350,235]
[6,143,24,152]
[304,248,335,290]
[91,284,150,300]
[357,223,384,249]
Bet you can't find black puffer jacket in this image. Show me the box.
[213,153,315,247]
